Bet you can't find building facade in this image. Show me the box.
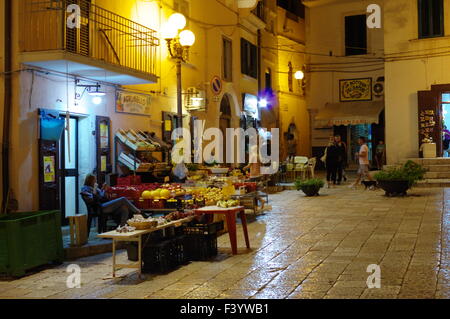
[305,0,385,167]
[0,0,309,216]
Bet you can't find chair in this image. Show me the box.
[80,193,108,236]
[294,156,309,180]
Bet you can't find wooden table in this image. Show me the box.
[98,217,193,278]
[193,206,250,255]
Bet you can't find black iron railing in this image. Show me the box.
[20,0,160,77]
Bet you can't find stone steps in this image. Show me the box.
[416,179,450,188]
[395,158,450,188]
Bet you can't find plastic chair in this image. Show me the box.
[294,157,309,180]
[80,193,110,236]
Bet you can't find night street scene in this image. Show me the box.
[0,0,450,309]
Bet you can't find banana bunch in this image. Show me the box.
[217,199,239,208]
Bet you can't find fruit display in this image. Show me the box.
[217,199,239,208]
[127,215,159,230]
[190,187,230,206]
[116,225,137,233]
[165,211,195,222]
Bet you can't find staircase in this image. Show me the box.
[399,158,450,188]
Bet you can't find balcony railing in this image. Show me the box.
[20,0,159,79]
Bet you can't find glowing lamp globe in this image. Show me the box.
[92,96,102,105]
[294,70,304,80]
[161,24,178,40]
[169,13,187,30]
[179,30,196,47]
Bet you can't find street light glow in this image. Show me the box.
[161,24,178,40]
[168,13,187,30]
[179,30,196,47]
[294,70,304,80]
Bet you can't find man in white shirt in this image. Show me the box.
[351,136,374,188]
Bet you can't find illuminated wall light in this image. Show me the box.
[92,96,103,105]
[258,99,268,108]
[294,70,304,80]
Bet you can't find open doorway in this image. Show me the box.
[442,93,450,157]
[59,116,79,225]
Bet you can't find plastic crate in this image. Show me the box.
[0,211,64,277]
[142,236,184,273]
[183,234,218,261]
[183,221,224,236]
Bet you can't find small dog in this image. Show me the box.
[362,181,378,190]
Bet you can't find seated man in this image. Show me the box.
[81,174,142,229]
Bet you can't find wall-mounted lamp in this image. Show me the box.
[75,80,106,105]
[295,66,307,96]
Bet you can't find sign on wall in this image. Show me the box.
[339,78,372,102]
[116,90,152,116]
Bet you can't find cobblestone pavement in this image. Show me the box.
[1,186,449,299]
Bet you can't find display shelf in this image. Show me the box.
[114,133,170,175]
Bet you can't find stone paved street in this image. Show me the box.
[1,186,449,299]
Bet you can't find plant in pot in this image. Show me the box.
[295,178,325,197]
[374,160,427,197]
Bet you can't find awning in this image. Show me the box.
[315,101,385,127]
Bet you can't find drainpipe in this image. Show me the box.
[2,0,12,213]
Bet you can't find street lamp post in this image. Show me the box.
[163,13,196,129]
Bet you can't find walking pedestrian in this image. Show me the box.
[350,137,374,188]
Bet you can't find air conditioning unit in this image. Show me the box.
[373,77,385,98]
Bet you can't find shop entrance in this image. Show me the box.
[441,93,450,157]
[60,116,79,224]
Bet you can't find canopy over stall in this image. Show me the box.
[315,101,385,127]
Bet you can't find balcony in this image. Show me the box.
[19,0,160,85]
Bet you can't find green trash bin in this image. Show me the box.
[0,210,64,277]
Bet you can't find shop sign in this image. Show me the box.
[340,78,372,102]
[116,90,152,116]
[419,109,436,142]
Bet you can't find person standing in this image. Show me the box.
[375,140,386,170]
[443,126,450,158]
[350,137,374,188]
[324,137,340,188]
[334,135,347,185]
[287,134,297,163]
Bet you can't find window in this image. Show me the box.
[345,15,367,56]
[241,38,258,79]
[265,68,272,90]
[277,0,305,19]
[418,0,444,38]
[223,37,233,82]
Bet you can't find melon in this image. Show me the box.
[142,190,153,200]
[160,189,171,199]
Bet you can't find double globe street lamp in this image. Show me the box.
[162,13,196,129]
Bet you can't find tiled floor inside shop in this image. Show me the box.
[1,185,449,299]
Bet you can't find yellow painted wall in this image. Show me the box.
[384,0,450,163]
[276,5,310,159]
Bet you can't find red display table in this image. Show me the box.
[193,206,250,255]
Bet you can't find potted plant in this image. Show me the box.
[374,160,427,197]
[295,178,325,197]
